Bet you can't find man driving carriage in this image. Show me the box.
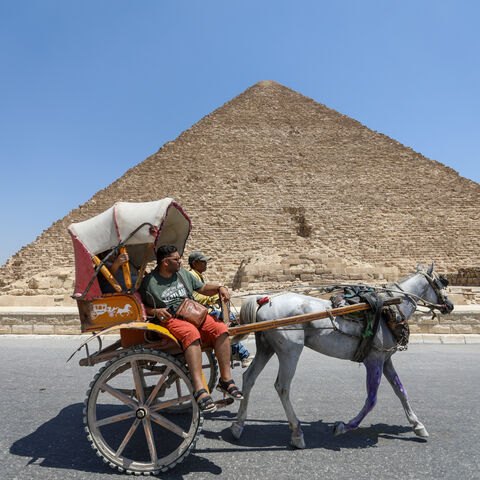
[140,245,243,413]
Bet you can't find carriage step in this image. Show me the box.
[214,397,234,409]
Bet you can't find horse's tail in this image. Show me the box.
[240,295,261,325]
[229,295,260,345]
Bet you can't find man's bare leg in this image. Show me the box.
[184,340,214,406]
[214,332,232,381]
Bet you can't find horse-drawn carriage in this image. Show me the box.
[68,199,454,475]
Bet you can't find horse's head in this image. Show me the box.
[416,262,454,314]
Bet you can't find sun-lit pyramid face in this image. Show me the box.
[1,80,480,294]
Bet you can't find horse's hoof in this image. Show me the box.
[413,423,429,438]
[333,421,346,436]
[290,434,306,449]
[230,422,244,440]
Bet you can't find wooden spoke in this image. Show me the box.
[101,383,139,408]
[175,378,182,398]
[115,418,141,458]
[150,395,191,412]
[151,412,189,438]
[145,367,171,407]
[84,350,202,474]
[142,418,158,466]
[95,410,136,428]
[131,360,145,404]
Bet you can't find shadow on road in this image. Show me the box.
[10,403,426,477]
[199,413,425,453]
[9,403,223,477]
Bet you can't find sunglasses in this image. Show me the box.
[165,256,182,262]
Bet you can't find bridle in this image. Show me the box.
[418,270,450,311]
[380,270,451,315]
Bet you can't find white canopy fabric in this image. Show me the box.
[68,199,191,261]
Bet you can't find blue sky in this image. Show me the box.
[1,0,479,266]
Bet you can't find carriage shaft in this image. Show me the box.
[228,297,402,336]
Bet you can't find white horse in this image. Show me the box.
[231,263,453,448]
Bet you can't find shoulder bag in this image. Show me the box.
[175,271,208,328]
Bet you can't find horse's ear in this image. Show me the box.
[416,262,423,272]
[427,261,434,275]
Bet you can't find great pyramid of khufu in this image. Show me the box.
[2,80,480,297]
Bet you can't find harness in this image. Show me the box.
[250,270,449,362]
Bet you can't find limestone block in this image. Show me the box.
[277,274,295,282]
[0,325,12,334]
[451,325,473,334]
[408,324,421,333]
[300,274,314,282]
[0,315,25,325]
[12,324,34,334]
[61,316,81,326]
[55,325,81,334]
[413,324,432,333]
[290,266,304,276]
[33,324,56,334]
[37,277,51,290]
[50,277,64,289]
[430,325,451,334]
[413,315,438,326]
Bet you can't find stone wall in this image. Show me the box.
[1,305,479,336]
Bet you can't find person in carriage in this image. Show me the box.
[140,245,243,413]
[188,251,253,368]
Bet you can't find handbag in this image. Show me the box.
[175,298,208,327]
[175,271,208,327]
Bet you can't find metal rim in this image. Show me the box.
[84,348,202,475]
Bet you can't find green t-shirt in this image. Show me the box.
[140,268,204,312]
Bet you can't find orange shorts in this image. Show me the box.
[162,313,228,350]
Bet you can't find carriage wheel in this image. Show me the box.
[84,348,202,475]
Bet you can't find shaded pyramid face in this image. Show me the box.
[2,80,480,295]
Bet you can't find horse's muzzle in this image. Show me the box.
[441,298,454,314]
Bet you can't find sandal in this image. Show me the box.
[216,379,244,400]
[193,389,217,413]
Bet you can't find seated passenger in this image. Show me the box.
[188,251,253,368]
[96,250,137,293]
[140,245,243,413]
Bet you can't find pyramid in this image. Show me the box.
[2,80,480,296]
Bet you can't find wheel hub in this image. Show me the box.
[135,407,148,419]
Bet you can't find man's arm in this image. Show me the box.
[193,289,219,307]
[196,284,230,302]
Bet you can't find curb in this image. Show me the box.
[409,334,480,344]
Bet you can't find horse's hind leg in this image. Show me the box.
[333,357,383,436]
[230,341,274,440]
[274,346,305,449]
[383,356,428,437]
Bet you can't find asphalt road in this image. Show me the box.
[1,336,479,480]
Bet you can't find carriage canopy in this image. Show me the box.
[68,198,191,299]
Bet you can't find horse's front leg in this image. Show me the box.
[333,358,383,436]
[231,341,274,440]
[274,345,305,449]
[383,356,428,437]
